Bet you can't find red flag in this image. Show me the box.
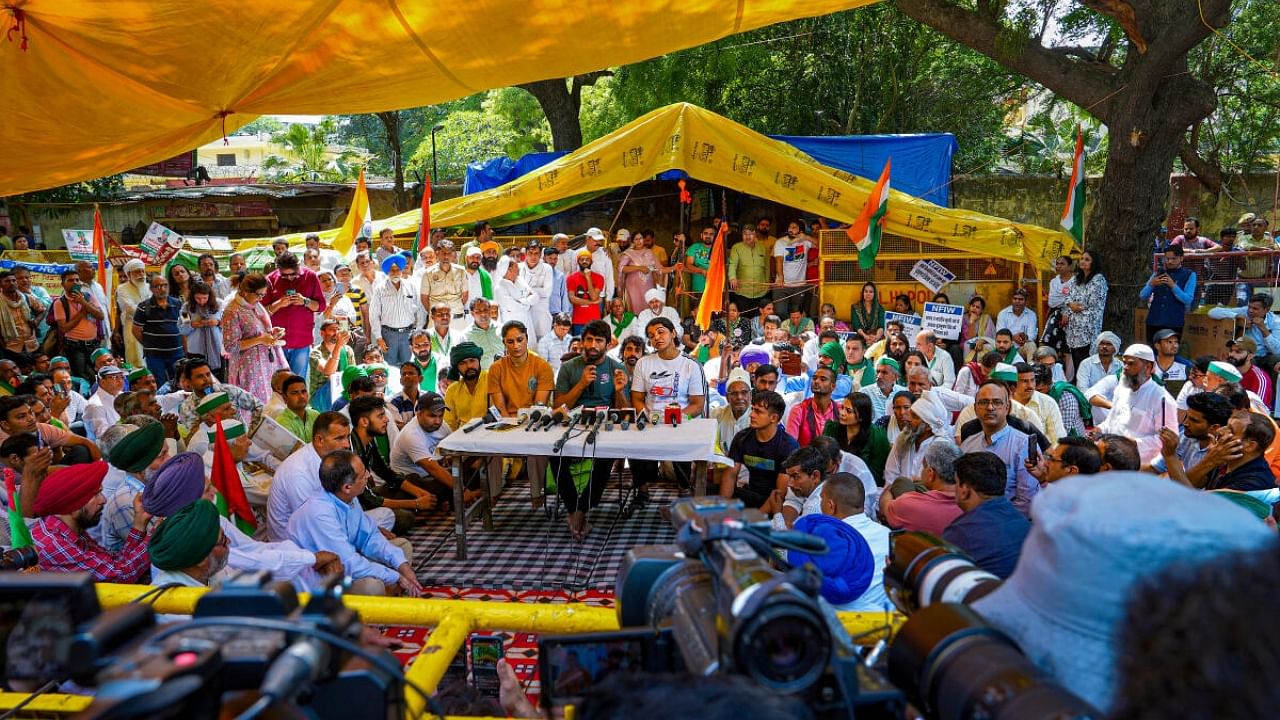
[211,419,256,532]
[415,177,432,260]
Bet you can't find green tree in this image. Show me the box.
[1003,107,1107,177]
[406,110,523,183]
[260,118,360,183]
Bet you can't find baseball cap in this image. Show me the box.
[1228,336,1258,354]
[415,392,448,413]
[544,246,560,256]
[1121,344,1155,362]
[1151,328,1179,342]
[97,366,124,379]
[585,227,605,241]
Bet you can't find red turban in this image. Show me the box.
[31,461,109,517]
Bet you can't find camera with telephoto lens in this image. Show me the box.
[0,571,408,720]
[0,546,38,571]
[539,497,905,718]
[882,532,1099,720]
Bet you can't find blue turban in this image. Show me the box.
[787,514,874,606]
[739,348,770,369]
[381,254,407,274]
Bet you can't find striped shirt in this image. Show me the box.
[133,295,183,356]
[369,276,418,336]
[345,286,369,330]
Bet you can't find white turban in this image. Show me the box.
[123,259,145,275]
[495,255,515,279]
[644,288,665,305]
[911,396,952,439]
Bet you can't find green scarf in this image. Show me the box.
[477,267,493,300]
[611,312,635,338]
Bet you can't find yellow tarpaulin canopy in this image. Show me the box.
[267,103,1077,271]
[0,0,878,196]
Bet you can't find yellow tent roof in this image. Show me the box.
[0,0,877,196]
[266,103,1076,271]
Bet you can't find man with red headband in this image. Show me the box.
[28,461,152,582]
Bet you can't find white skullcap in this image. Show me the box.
[644,288,665,305]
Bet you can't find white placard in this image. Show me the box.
[883,311,923,348]
[185,235,233,251]
[922,302,964,340]
[909,259,956,294]
[61,229,95,258]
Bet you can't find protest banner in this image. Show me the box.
[115,222,185,265]
[910,259,956,294]
[185,235,234,251]
[883,310,923,348]
[61,229,96,260]
[922,302,964,340]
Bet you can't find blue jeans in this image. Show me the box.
[381,326,411,366]
[284,346,310,383]
[145,352,182,388]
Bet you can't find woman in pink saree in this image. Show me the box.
[222,273,288,403]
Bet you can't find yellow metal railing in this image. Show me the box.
[0,584,903,718]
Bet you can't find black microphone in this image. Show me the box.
[461,417,485,433]
[635,410,650,431]
[586,409,608,444]
[606,411,619,432]
[544,407,568,430]
[523,409,544,431]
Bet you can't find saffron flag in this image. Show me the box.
[210,419,256,535]
[847,159,891,270]
[414,177,432,261]
[694,222,728,331]
[1060,126,1086,244]
[91,205,114,335]
[333,168,373,256]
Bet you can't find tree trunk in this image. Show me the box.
[376,111,407,211]
[517,72,611,152]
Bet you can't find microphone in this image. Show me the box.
[461,417,485,433]
[586,409,608,444]
[543,407,568,430]
[664,404,683,427]
[606,411,620,432]
[635,410,650,431]
[523,409,544,431]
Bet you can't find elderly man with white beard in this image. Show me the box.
[883,396,951,485]
[115,259,151,367]
[1093,344,1177,465]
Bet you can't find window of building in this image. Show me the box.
[216,153,236,166]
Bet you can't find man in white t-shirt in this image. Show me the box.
[771,220,816,318]
[389,392,453,502]
[820,471,890,612]
[629,316,706,503]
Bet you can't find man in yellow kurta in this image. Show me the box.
[115,259,151,368]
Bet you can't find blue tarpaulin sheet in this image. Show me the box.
[463,133,957,206]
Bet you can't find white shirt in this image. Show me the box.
[838,513,891,613]
[884,434,939,485]
[84,386,120,439]
[995,306,1038,340]
[590,248,615,301]
[772,237,814,287]
[520,262,553,305]
[390,417,449,477]
[838,452,881,522]
[1019,391,1066,441]
[632,352,706,412]
[772,480,825,531]
[624,306,682,345]
[287,492,407,585]
[464,268,487,304]
[537,331,574,375]
[368,276,418,336]
[1047,274,1073,309]
[1096,378,1177,464]
[923,348,955,388]
[1075,354,1119,394]
[495,277,538,331]
[220,515,320,592]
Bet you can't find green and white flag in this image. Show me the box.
[1060,126,1085,244]
[847,158,891,270]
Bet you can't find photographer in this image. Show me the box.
[970,472,1273,712]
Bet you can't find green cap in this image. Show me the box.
[127,367,152,382]
[875,356,900,374]
[989,362,1019,383]
[207,419,247,443]
[196,391,230,416]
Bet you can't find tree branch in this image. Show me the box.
[896,0,1121,122]
[1180,135,1225,195]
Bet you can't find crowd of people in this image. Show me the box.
[2,213,1279,714]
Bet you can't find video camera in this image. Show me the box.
[539,502,1098,720]
[0,571,412,720]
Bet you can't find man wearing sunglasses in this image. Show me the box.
[264,252,326,383]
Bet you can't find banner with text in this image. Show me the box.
[922,302,964,340]
[116,222,185,266]
[61,229,97,261]
[910,259,956,294]
[883,311,923,348]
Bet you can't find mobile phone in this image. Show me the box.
[286,289,298,296]
[70,283,82,295]
[538,628,677,710]
[1027,440,1040,467]
[470,635,503,697]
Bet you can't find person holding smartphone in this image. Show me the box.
[51,269,105,383]
[1138,245,1196,344]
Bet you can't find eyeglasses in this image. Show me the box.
[975,399,1006,408]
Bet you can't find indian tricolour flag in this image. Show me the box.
[1060,126,1085,244]
[847,158,891,270]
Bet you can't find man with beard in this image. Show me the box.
[84,365,126,439]
[584,228,616,302]
[197,253,232,300]
[859,357,906,423]
[521,241,554,339]
[115,259,151,368]
[567,248,604,335]
[1150,390,1232,477]
[1075,330,1122,393]
[959,382,1039,517]
[618,335,645,385]
[728,226,770,315]
[390,391,454,498]
[30,460,152,582]
[175,357,263,440]
[1226,336,1272,408]
[551,320,630,537]
[0,269,43,367]
[786,366,837,446]
[95,422,168,551]
[624,288,681,346]
[1150,329,1193,389]
[713,368,753,462]
[348,395,436,534]
[368,254,417,365]
[1094,344,1177,466]
[992,329,1021,366]
[479,240,501,273]
[462,246,494,308]
[402,329,439,393]
[462,298,502,369]
[147,498,230,588]
[443,342,489,430]
[1012,362,1065,441]
[884,395,948,484]
[422,239,466,317]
